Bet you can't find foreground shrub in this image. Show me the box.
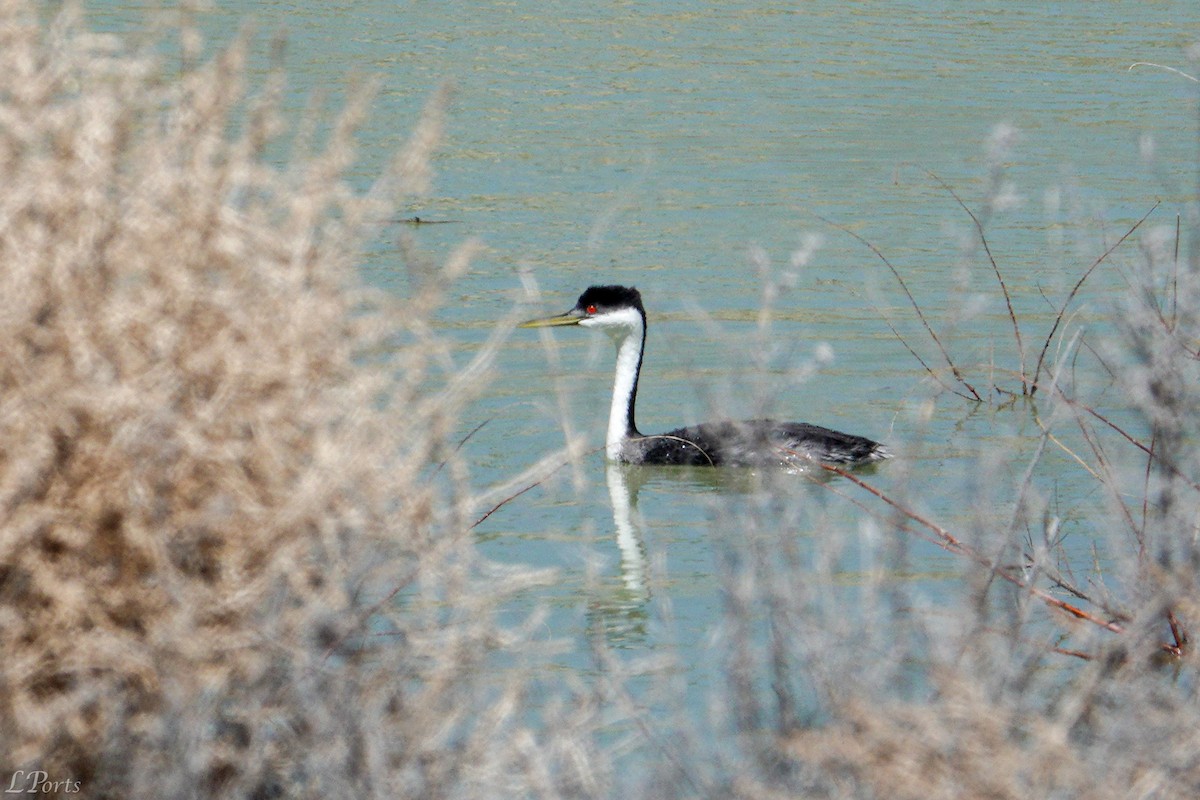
[0,5,598,797]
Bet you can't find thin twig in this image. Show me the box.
[1172,213,1180,324]
[470,476,547,529]
[1142,429,1155,556]
[1053,645,1096,661]
[1069,400,1144,553]
[869,300,977,400]
[926,169,1028,394]
[1031,201,1159,394]
[468,447,603,529]
[802,471,958,553]
[325,453,578,663]
[821,214,981,400]
[816,462,966,551]
[1128,61,1200,83]
[433,418,491,475]
[1051,386,1200,494]
[1167,609,1189,654]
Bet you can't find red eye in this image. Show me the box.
[586,304,597,314]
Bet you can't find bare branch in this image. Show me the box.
[822,215,982,401]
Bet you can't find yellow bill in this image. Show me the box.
[517,312,584,329]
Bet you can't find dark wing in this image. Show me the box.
[632,419,888,467]
[769,421,890,465]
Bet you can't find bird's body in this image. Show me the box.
[626,419,887,467]
[520,285,890,469]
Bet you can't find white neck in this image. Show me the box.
[584,308,645,461]
[607,330,642,459]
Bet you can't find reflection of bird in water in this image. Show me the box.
[605,463,648,600]
[521,285,891,468]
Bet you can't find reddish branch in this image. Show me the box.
[1166,610,1188,656]
[820,460,1193,656]
[816,463,1135,641]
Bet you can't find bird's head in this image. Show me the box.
[519,285,646,340]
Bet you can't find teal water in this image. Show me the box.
[95,0,1199,746]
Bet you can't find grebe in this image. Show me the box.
[519,285,890,468]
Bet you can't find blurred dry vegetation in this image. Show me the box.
[2,2,1200,799]
[0,2,595,796]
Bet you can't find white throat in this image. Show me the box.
[607,329,642,459]
[583,307,644,461]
